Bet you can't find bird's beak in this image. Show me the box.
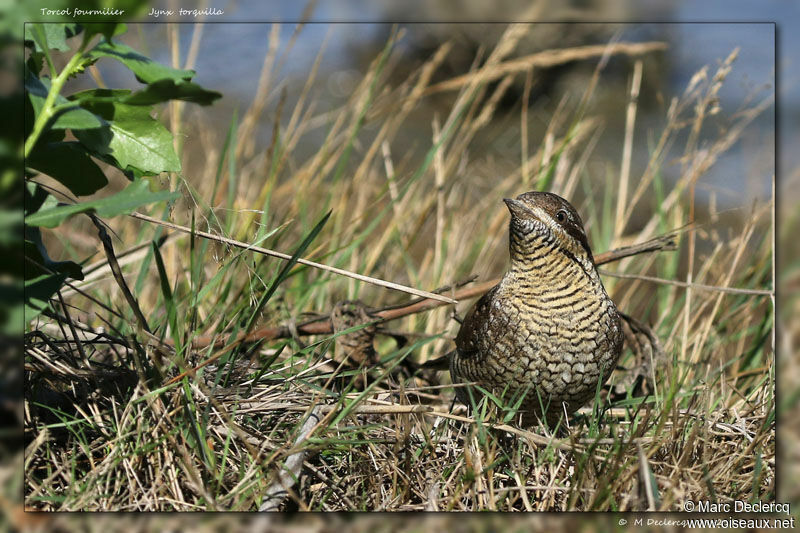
[503,198,533,218]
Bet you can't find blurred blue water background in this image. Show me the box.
[108,0,790,211]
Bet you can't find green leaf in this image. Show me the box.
[73,101,181,174]
[151,240,179,344]
[88,40,195,84]
[70,83,221,107]
[69,88,133,103]
[81,150,147,180]
[23,89,63,144]
[80,22,127,42]
[77,0,154,39]
[24,23,79,53]
[24,182,59,216]
[25,74,105,130]
[26,53,45,78]
[124,79,222,106]
[24,272,66,324]
[25,178,179,228]
[26,141,108,196]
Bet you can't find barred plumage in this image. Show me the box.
[450,191,623,426]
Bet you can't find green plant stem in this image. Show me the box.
[23,40,88,159]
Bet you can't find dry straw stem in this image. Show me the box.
[613,59,643,243]
[424,41,667,95]
[129,211,456,305]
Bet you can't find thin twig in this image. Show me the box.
[129,211,456,305]
[593,231,679,265]
[599,270,773,296]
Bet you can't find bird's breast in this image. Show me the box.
[464,269,620,384]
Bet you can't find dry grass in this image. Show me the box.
[23,23,774,512]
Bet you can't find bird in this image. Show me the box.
[446,191,624,427]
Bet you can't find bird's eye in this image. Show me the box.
[555,210,567,223]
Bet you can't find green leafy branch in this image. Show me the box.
[24,24,89,158]
[23,21,222,324]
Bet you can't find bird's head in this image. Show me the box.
[503,191,594,265]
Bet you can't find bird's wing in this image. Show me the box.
[454,284,499,360]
